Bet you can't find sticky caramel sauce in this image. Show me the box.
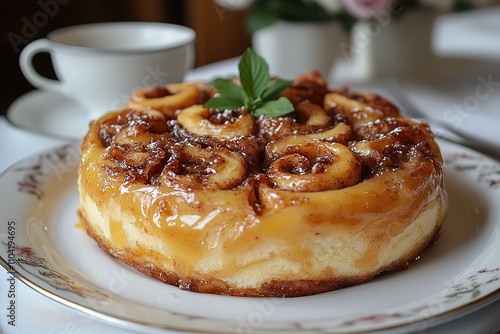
[80,142,445,279]
[78,76,448,282]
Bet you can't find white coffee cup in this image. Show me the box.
[20,22,196,119]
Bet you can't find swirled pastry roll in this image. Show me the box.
[77,71,448,297]
[128,82,215,118]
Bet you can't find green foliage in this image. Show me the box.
[203,48,294,117]
[246,0,334,34]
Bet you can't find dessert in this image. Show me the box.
[77,52,448,297]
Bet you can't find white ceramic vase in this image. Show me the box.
[346,9,438,80]
[252,20,344,80]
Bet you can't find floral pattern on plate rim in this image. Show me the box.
[337,268,499,329]
[2,142,499,331]
[5,143,108,301]
[445,151,500,189]
[14,143,79,199]
[2,242,108,301]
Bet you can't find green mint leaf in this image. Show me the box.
[239,48,269,100]
[210,78,247,102]
[252,97,294,117]
[244,96,263,112]
[203,96,245,110]
[261,78,293,101]
[203,48,295,118]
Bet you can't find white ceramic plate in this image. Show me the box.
[0,140,499,334]
[6,90,91,140]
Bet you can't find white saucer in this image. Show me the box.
[7,90,92,140]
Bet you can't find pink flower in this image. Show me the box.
[341,0,392,19]
[358,313,390,323]
[18,180,38,191]
[16,246,38,261]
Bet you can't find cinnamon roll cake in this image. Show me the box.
[77,71,448,297]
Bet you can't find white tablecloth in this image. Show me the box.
[2,7,500,333]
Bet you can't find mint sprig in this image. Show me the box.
[203,48,294,117]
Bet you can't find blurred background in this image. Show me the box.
[3,0,500,117]
[1,0,252,116]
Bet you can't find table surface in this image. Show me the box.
[1,7,500,334]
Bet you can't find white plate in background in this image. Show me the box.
[6,90,90,140]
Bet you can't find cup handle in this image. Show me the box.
[19,39,64,93]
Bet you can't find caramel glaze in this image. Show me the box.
[143,86,173,99]
[127,82,215,119]
[77,71,448,297]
